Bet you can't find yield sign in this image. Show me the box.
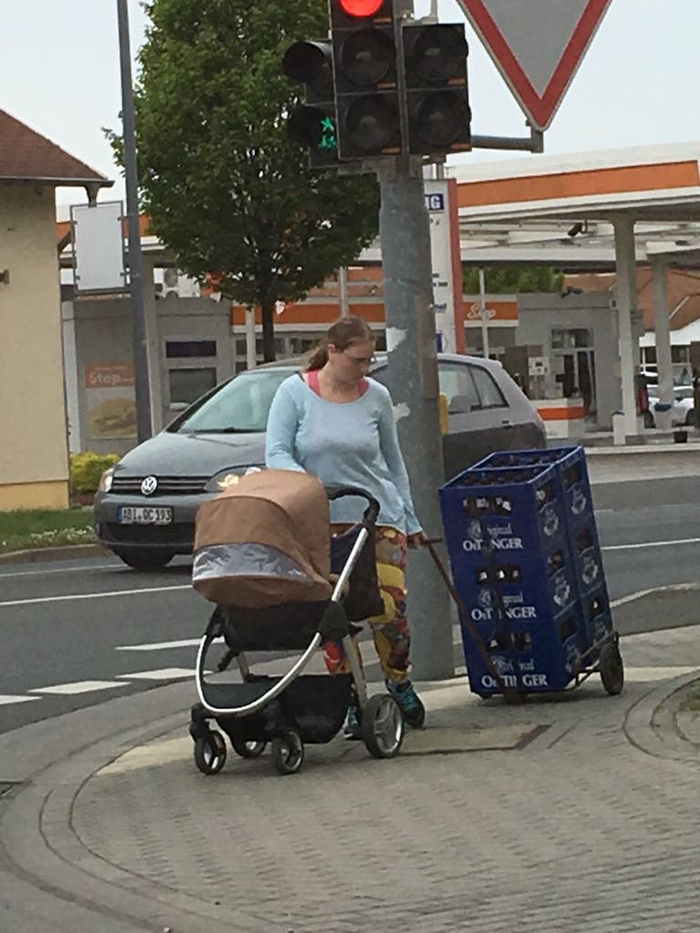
[457,0,612,130]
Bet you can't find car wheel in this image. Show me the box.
[686,409,696,427]
[113,548,174,571]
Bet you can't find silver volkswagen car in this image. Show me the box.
[95,354,546,570]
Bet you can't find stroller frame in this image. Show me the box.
[190,486,405,776]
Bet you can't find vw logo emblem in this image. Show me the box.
[141,476,158,496]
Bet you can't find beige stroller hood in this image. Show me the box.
[192,469,333,608]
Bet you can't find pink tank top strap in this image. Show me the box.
[307,369,368,397]
[308,369,322,396]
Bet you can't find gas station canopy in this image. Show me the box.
[446,142,700,271]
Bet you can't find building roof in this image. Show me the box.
[0,110,111,187]
[567,267,700,332]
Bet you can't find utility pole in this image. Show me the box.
[117,0,152,442]
[479,267,490,359]
[379,162,453,680]
[284,0,471,680]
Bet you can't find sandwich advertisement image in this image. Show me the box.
[85,364,137,439]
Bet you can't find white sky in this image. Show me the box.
[2,0,698,217]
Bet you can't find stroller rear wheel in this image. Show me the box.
[231,737,267,759]
[271,730,305,775]
[194,730,227,775]
[362,694,404,759]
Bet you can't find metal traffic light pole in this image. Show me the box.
[284,0,458,680]
[375,0,454,682]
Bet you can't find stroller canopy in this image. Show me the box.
[193,469,332,608]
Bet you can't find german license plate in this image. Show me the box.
[117,506,173,525]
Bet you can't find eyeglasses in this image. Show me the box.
[343,351,376,368]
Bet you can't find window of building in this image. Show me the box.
[168,368,217,405]
[165,339,217,359]
[551,328,593,350]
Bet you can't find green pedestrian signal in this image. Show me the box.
[319,117,338,151]
[282,40,342,169]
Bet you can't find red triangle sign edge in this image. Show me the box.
[462,0,612,130]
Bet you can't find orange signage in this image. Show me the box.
[464,299,519,324]
[85,364,135,389]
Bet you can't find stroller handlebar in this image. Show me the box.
[326,485,380,526]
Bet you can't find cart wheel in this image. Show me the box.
[271,731,304,775]
[599,642,624,696]
[194,730,227,775]
[231,737,267,759]
[362,694,404,759]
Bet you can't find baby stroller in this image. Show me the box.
[189,468,405,776]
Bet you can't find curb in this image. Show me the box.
[0,543,106,565]
[585,443,700,456]
[623,670,700,761]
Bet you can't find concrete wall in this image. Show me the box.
[0,186,69,509]
[65,291,234,456]
[517,292,622,429]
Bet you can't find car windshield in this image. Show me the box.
[173,368,295,433]
[676,387,694,400]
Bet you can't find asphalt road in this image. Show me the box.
[0,474,698,736]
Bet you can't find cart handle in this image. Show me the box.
[326,485,380,526]
[424,537,522,704]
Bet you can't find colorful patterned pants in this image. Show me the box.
[324,525,411,683]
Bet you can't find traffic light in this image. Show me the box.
[282,40,341,169]
[402,24,471,156]
[330,0,401,160]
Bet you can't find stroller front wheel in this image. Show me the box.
[362,694,405,759]
[271,730,305,775]
[194,730,227,775]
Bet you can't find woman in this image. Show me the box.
[265,316,426,733]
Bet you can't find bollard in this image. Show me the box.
[611,411,626,446]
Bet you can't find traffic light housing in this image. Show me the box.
[402,24,471,156]
[283,40,341,169]
[330,0,401,160]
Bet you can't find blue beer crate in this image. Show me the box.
[455,555,586,696]
[440,446,616,697]
[473,446,609,643]
[440,460,588,696]
[452,547,579,632]
[441,463,568,577]
[460,615,586,695]
[580,584,614,647]
[571,520,606,598]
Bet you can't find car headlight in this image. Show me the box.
[204,467,263,492]
[98,467,115,493]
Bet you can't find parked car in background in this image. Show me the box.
[647,384,696,427]
[95,354,547,570]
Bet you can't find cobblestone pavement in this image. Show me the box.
[2,628,700,933]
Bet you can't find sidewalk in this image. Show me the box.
[2,626,700,933]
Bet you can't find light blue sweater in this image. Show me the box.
[265,374,421,535]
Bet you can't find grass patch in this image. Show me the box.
[0,508,96,554]
[682,688,700,713]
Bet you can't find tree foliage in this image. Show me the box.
[463,265,565,295]
[126,0,380,359]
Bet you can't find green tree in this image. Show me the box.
[118,0,379,360]
[463,265,565,294]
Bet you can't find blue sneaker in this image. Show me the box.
[344,705,362,740]
[386,679,426,728]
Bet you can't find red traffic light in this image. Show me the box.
[339,0,383,17]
